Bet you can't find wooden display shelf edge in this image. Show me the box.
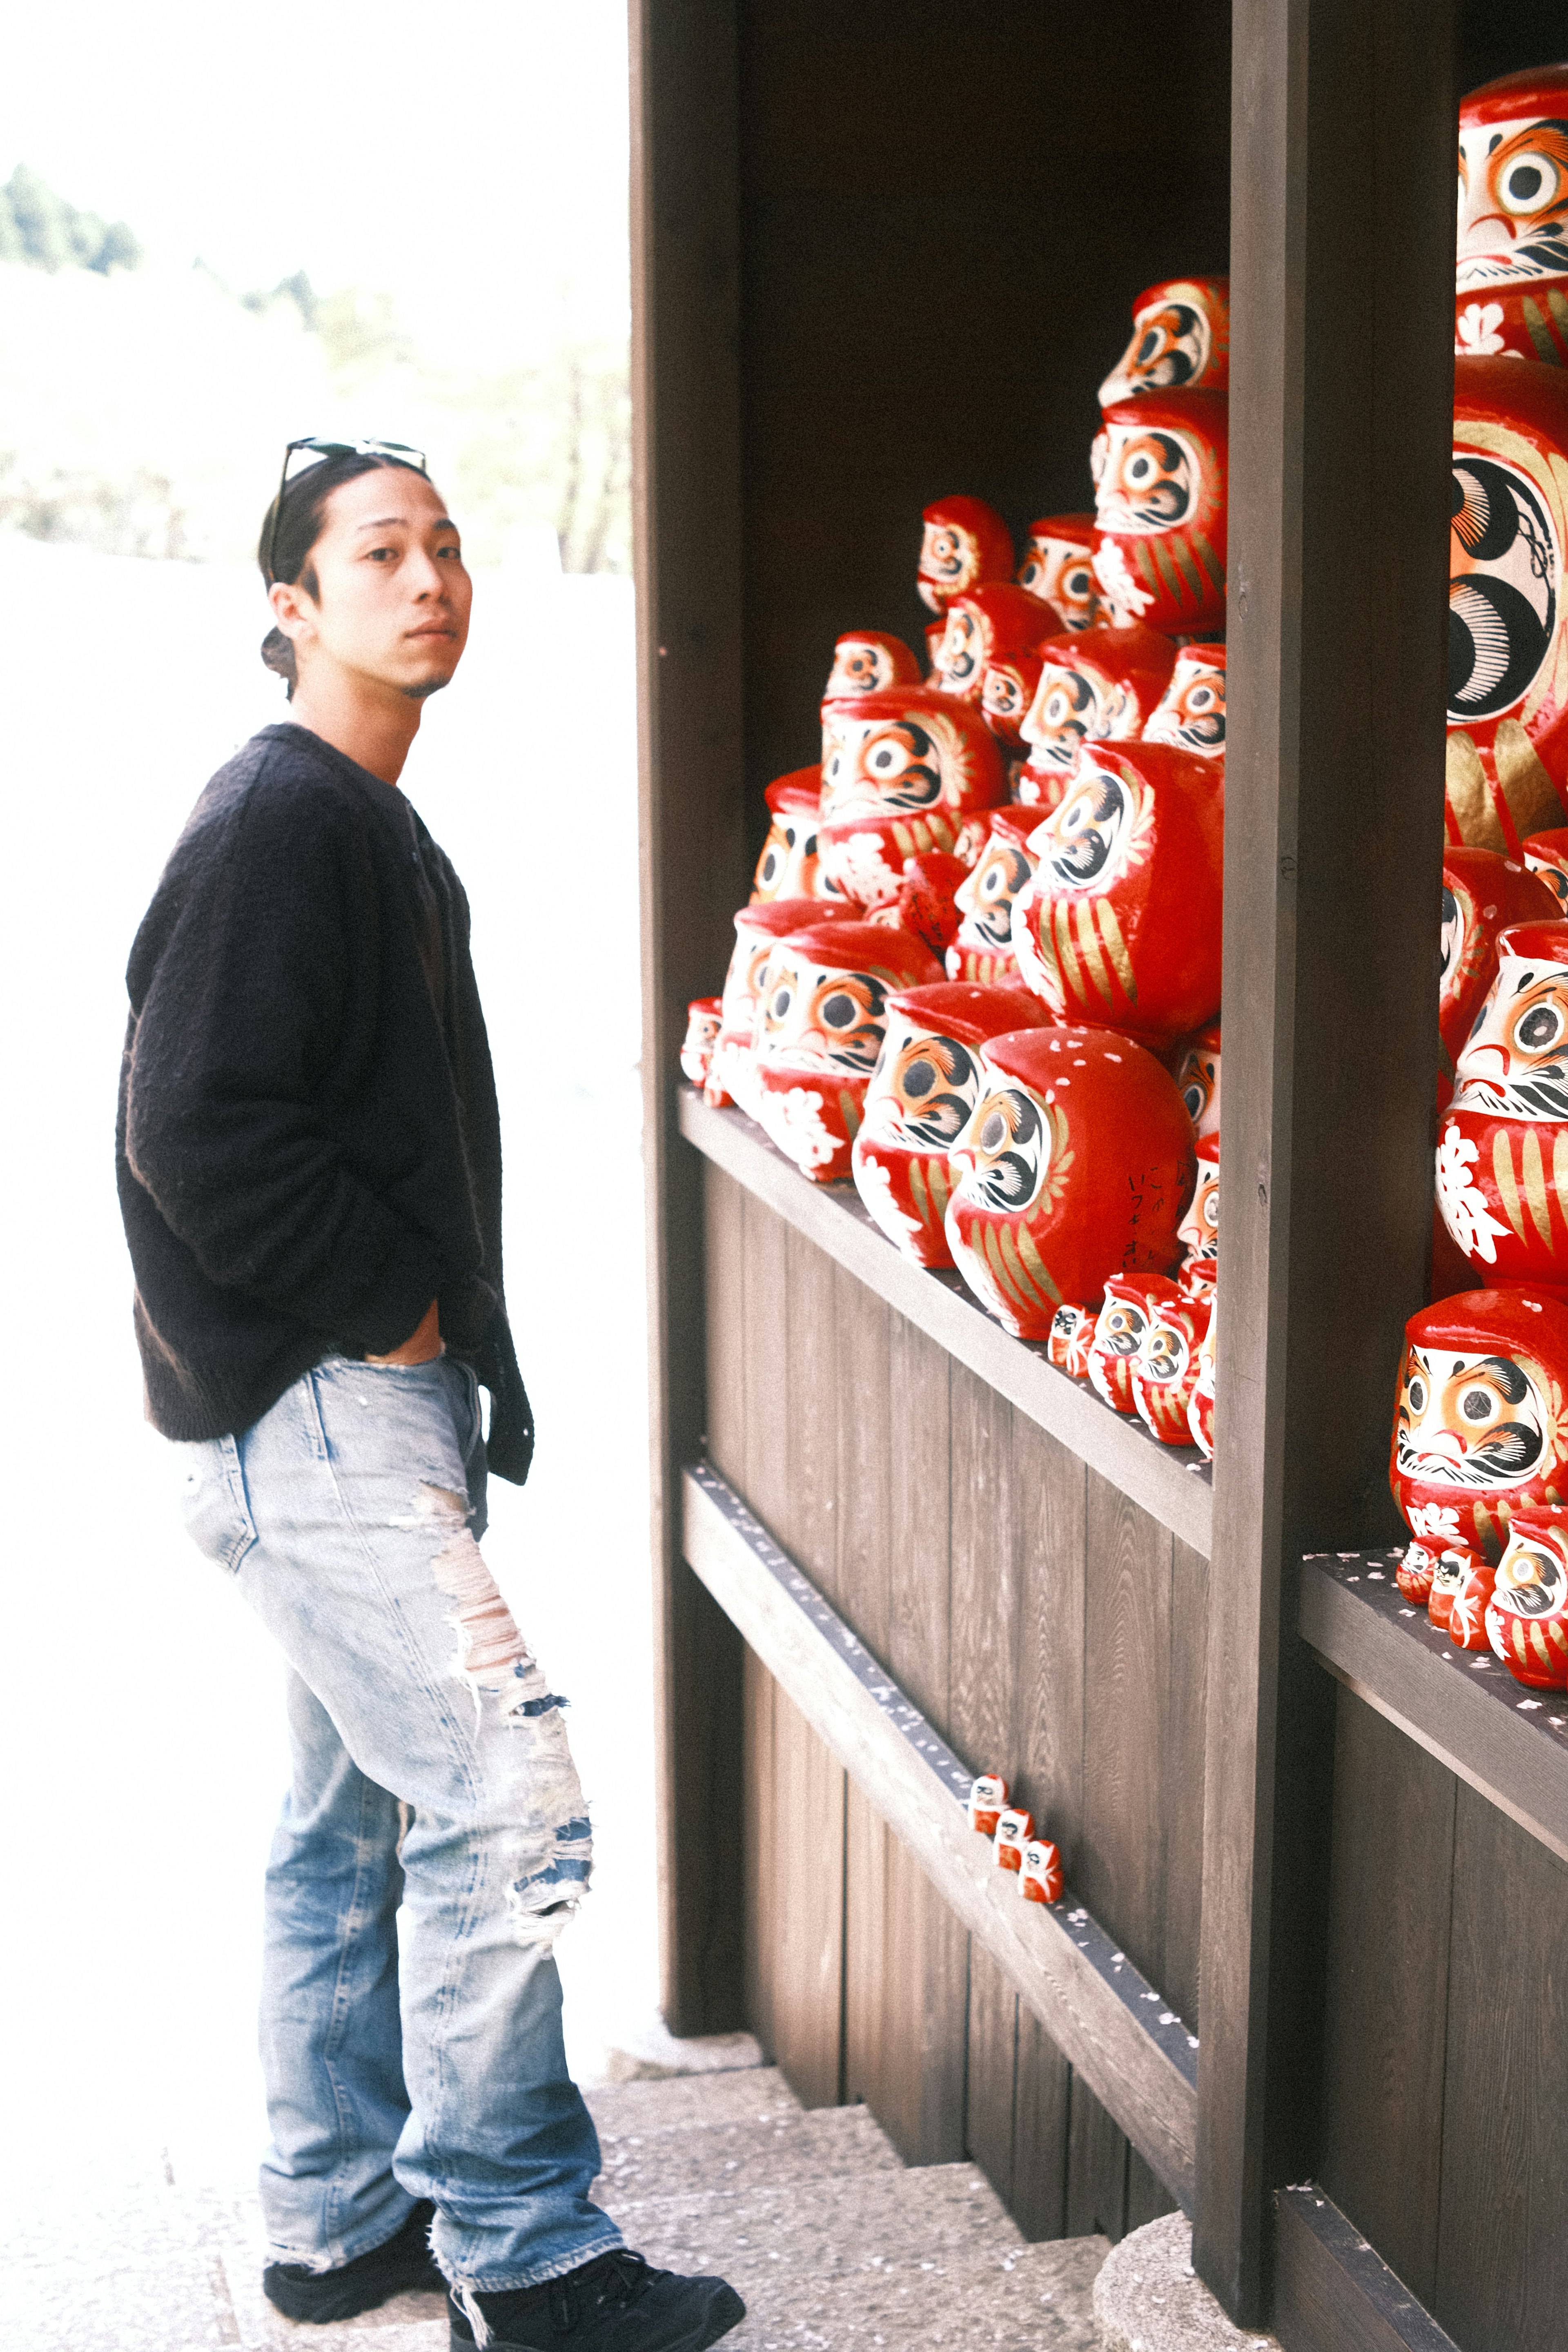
[1273,2183,1461,2352]
[682,1457,1199,2209]
[678,1087,1214,1558]
[1298,1551,1568,1866]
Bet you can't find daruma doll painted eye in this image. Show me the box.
[917,494,1014,615]
[851,981,1052,1268]
[1016,514,1102,632]
[944,1025,1194,1341]
[1174,1022,1221,1143]
[1390,1287,1568,1564]
[1099,276,1231,406]
[1454,65,1568,365]
[1439,919,1568,1281]
[1091,389,1227,635]
[1447,358,1568,853]
[751,920,943,1183]
[1011,739,1224,1047]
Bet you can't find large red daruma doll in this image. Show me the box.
[1016,514,1102,632]
[751,920,942,1183]
[1454,67,1568,368]
[1015,624,1177,807]
[1091,389,1228,635]
[944,1026,1194,1340]
[947,808,1041,985]
[918,495,1014,615]
[1011,740,1224,1046]
[1448,359,1568,853]
[1438,918,1568,1281]
[818,688,1007,909]
[851,981,1051,1267]
[1391,1288,1568,1563]
[1098,276,1231,405]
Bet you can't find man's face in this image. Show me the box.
[274,468,472,700]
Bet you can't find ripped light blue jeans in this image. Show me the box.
[174,1352,621,2294]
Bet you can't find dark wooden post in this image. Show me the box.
[1197,0,1457,2321]
[630,0,751,2034]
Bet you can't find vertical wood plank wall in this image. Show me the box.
[704,1164,1206,2237]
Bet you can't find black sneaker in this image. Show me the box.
[263,2198,445,2322]
[449,2247,745,2352]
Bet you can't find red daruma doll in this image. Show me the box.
[1011,740,1224,1047]
[1390,1288,1568,1565]
[944,1026,1193,1341]
[818,687,1006,910]
[750,920,942,1183]
[1438,920,1568,1281]
[918,494,1013,615]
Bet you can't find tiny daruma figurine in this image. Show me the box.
[1489,1508,1568,1688]
[1011,739,1225,1045]
[1390,1287,1568,1565]
[1099,276,1231,405]
[918,495,1014,615]
[1091,389,1228,635]
[751,919,943,1182]
[1447,357,1568,854]
[851,981,1050,1267]
[945,1027,1194,1340]
[1455,66,1568,368]
[1438,919,1568,1281]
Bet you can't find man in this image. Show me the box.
[117,440,744,2352]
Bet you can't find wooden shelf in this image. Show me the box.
[683,1458,1199,2208]
[678,1088,1214,1558]
[1298,1551,1568,1866]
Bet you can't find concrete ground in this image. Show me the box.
[0,537,667,2303]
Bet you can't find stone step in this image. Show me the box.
[611,2161,1103,2350]
[595,2105,903,2209]
[585,2064,801,2143]
[1093,2214,1281,2351]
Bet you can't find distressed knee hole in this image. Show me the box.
[505,1815,593,1946]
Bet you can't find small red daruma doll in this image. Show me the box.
[1177,1136,1219,1291]
[1049,1302,1099,1376]
[823,630,922,701]
[819,688,1007,909]
[1016,625,1178,806]
[851,981,1051,1267]
[918,494,1014,615]
[752,769,825,904]
[1016,514,1102,632]
[751,920,942,1182]
[993,1807,1033,1871]
[1011,740,1224,1046]
[706,897,858,1114]
[1438,849,1557,1071]
[1448,360,1568,852]
[931,582,1061,711]
[1390,1288,1568,1564]
[1488,1509,1568,1688]
[946,808,1041,985]
[968,1773,1008,1835]
[1439,920,1568,1280]
[1099,276,1231,405]
[681,997,722,1090]
[1132,1286,1214,1448]
[1089,1273,1184,1416]
[1143,644,1227,759]
[1174,1022,1221,1143]
[944,1027,1194,1341]
[1455,67,1568,367]
[1091,389,1228,635]
[1019,1838,1065,1905]
[1525,827,1568,913]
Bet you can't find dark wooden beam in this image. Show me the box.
[1274,2185,1463,2352]
[631,0,752,2034]
[1200,0,1456,2320]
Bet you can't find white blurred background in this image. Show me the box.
[0,0,663,2207]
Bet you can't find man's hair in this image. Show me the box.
[258,449,431,697]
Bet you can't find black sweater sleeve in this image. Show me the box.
[123,768,445,1354]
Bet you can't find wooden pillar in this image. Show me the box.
[1198,0,1457,2321]
[630,0,751,2034]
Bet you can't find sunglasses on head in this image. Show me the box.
[266,435,428,584]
